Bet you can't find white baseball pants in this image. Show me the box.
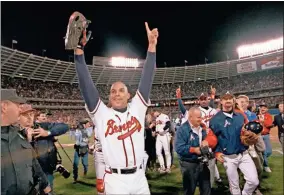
[94,151,105,195]
[223,151,259,195]
[104,167,150,194]
[156,133,171,169]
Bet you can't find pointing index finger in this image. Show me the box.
[145,22,150,33]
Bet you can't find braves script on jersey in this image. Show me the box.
[86,91,147,169]
[155,113,170,133]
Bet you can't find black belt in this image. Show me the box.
[111,165,142,174]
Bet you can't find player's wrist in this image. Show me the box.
[148,44,156,52]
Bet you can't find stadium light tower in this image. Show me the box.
[237,37,283,59]
[110,56,139,68]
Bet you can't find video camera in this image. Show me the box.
[55,159,70,179]
[198,146,215,165]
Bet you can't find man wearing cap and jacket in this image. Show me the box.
[209,92,259,195]
[73,118,92,183]
[1,89,52,195]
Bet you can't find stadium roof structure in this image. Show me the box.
[1,46,283,85]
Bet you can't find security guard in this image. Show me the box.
[73,118,92,183]
[1,89,51,195]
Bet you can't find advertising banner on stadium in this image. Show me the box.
[258,55,283,70]
[236,61,257,73]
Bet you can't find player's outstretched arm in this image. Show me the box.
[138,22,158,102]
[176,87,187,115]
[74,48,100,112]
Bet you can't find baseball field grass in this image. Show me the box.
[53,131,283,195]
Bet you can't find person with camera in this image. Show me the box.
[175,106,218,195]
[33,110,69,191]
[1,89,51,195]
[73,118,92,183]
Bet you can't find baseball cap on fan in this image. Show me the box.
[20,104,36,114]
[259,102,268,107]
[1,89,26,104]
[221,91,234,100]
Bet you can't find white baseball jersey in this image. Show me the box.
[199,106,217,128]
[94,127,102,151]
[86,91,148,169]
[155,113,170,133]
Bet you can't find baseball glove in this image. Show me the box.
[64,11,92,50]
[240,130,259,146]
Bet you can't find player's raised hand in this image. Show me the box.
[210,85,216,95]
[145,22,158,46]
[176,86,181,98]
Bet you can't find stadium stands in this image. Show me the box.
[1,46,283,123]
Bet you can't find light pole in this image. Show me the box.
[12,40,18,49]
[42,49,47,56]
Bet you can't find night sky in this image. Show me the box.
[1,1,283,67]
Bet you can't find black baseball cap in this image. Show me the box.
[221,91,234,100]
[259,102,268,107]
[79,118,90,125]
[1,89,26,104]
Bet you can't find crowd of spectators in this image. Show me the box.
[1,68,282,124]
[2,69,282,100]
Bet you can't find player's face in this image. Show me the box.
[19,112,35,128]
[221,98,234,111]
[1,101,21,125]
[37,113,47,122]
[110,82,130,109]
[153,111,159,118]
[189,109,202,127]
[199,97,209,107]
[279,104,284,113]
[83,122,91,128]
[237,98,248,111]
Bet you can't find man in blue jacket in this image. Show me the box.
[175,106,217,195]
[33,111,69,191]
[209,93,259,195]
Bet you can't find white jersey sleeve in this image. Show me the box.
[129,91,149,117]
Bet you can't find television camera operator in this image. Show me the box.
[73,118,92,183]
[1,89,51,195]
[175,106,217,195]
[32,110,69,191]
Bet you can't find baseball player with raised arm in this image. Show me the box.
[153,110,172,173]
[176,87,222,186]
[65,12,157,194]
[209,93,259,195]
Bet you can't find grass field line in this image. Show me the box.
[273,149,283,154]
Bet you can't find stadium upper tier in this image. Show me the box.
[1,46,283,85]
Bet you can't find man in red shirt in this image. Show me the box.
[258,103,273,173]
